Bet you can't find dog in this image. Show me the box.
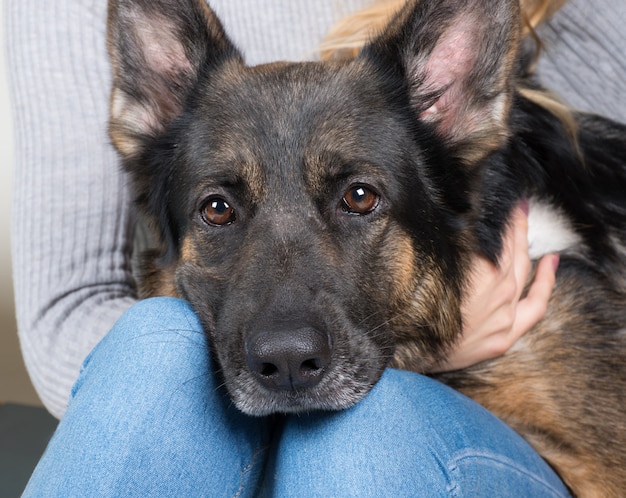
[107,0,626,495]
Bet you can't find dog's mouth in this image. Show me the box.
[224,362,383,416]
[215,326,390,416]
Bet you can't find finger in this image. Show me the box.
[510,202,532,301]
[511,253,559,338]
[487,203,530,314]
[511,201,530,256]
[497,206,522,272]
[460,202,531,326]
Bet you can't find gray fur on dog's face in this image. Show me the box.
[107,0,520,414]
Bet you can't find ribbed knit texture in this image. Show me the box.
[6,0,136,419]
[6,0,625,418]
[536,0,626,122]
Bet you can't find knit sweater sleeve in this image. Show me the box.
[6,0,138,418]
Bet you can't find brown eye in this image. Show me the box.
[201,197,236,226]
[342,185,380,215]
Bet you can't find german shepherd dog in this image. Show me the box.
[107,0,626,495]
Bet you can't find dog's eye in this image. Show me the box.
[342,185,380,215]
[201,197,236,226]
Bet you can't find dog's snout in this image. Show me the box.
[246,327,331,391]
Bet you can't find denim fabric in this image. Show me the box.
[24,298,273,497]
[23,298,569,497]
[266,369,570,497]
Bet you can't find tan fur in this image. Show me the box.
[138,249,179,298]
[390,268,462,372]
[463,378,621,497]
[109,90,150,158]
[384,230,467,372]
[142,234,220,298]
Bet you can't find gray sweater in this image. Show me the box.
[6,0,626,418]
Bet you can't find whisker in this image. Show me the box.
[367,310,409,335]
[357,309,386,326]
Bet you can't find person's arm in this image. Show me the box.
[6,0,137,418]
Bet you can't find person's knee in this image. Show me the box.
[71,297,208,400]
[97,297,204,354]
[356,368,475,423]
[271,369,568,496]
[115,297,201,336]
[100,296,205,359]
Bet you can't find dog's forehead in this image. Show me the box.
[186,60,414,193]
[205,61,400,142]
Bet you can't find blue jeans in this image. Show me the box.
[24,298,569,497]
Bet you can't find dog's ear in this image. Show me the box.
[107,0,242,158]
[362,0,521,165]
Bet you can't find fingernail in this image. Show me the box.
[519,199,529,217]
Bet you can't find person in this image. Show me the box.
[6,0,623,495]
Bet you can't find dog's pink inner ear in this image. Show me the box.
[134,15,194,78]
[412,12,510,154]
[110,13,195,143]
[415,16,479,124]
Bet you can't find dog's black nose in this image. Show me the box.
[246,327,331,391]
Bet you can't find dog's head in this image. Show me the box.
[107,0,521,415]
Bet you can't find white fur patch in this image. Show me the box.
[527,199,584,259]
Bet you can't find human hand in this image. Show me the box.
[432,202,560,372]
